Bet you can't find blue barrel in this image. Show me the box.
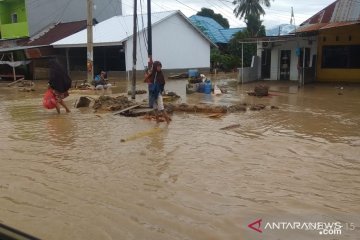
[198,82,205,93]
[204,82,212,94]
[188,69,199,78]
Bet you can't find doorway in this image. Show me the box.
[280,50,291,80]
[261,49,271,79]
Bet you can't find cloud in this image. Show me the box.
[122,0,335,28]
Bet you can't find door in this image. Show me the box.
[261,49,271,79]
[280,50,291,80]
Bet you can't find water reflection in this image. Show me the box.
[46,115,76,146]
[0,77,359,240]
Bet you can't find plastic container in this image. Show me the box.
[204,81,212,94]
[197,82,205,93]
[188,69,199,78]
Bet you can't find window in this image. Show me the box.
[11,13,18,23]
[322,45,360,68]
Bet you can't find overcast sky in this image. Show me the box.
[121,0,336,28]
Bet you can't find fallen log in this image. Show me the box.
[7,78,25,87]
[113,104,142,115]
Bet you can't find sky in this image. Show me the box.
[120,0,336,29]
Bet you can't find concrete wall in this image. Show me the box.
[258,37,317,81]
[26,0,121,36]
[317,24,360,82]
[125,13,211,71]
[237,56,260,83]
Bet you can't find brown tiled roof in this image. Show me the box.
[320,21,360,29]
[296,21,360,33]
[26,20,87,46]
[296,23,328,33]
[297,0,360,33]
[302,1,338,25]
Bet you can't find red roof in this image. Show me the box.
[301,1,338,25]
[297,0,360,33]
[26,20,87,46]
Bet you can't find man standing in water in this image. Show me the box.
[145,61,171,124]
[48,59,71,114]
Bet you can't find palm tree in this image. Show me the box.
[233,0,272,19]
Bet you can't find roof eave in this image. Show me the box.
[53,41,123,48]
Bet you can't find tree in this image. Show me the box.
[197,8,230,29]
[228,30,257,67]
[245,14,266,37]
[232,0,272,20]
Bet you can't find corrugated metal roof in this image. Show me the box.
[220,28,243,42]
[296,21,359,33]
[298,0,360,33]
[320,20,360,29]
[52,11,215,48]
[296,23,328,33]
[189,15,244,44]
[27,20,87,46]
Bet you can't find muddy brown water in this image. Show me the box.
[0,76,359,240]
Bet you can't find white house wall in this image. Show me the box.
[26,0,121,36]
[267,37,317,80]
[125,13,211,71]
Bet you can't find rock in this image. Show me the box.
[76,96,92,108]
[250,104,266,111]
[254,84,269,96]
[227,104,247,112]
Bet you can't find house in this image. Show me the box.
[253,0,360,83]
[0,0,120,80]
[189,15,244,48]
[0,0,121,40]
[51,10,216,77]
[296,0,360,82]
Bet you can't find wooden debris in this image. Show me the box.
[7,78,25,87]
[112,104,142,115]
[208,113,224,118]
[120,107,153,117]
[127,90,147,95]
[220,124,241,130]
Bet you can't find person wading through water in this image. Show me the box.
[48,59,72,114]
[145,61,171,123]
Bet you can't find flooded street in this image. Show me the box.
[0,76,359,240]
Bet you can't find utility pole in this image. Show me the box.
[147,0,152,71]
[87,0,94,83]
[131,0,138,99]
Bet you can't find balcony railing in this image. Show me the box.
[0,22,29,39]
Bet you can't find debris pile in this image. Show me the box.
[7,79,35,92]
[165,103,228,113]
[248,84,269,97]
[93,95,135,112]
[127,90,147,95]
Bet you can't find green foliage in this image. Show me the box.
[245,14,266,37]
[227,30,257,67]
[211,48,241,71]
[197,8,230,29]
[233,0,272,20]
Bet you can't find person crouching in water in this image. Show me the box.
[48,59,71,114]
[146,61,171,123]
[93,70,112,90]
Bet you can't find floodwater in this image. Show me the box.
[0,75,359,240]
